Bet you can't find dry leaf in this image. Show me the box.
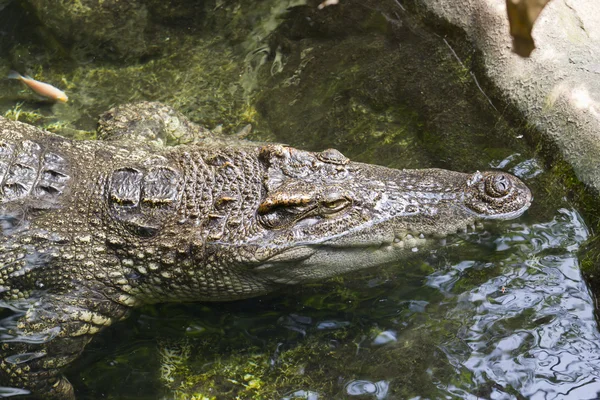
[506,0,552,57]
[318,0,340,9]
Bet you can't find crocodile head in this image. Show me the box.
[243,145,532,285]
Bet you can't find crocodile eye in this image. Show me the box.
[485,174,511,198]
[321,197,351,213]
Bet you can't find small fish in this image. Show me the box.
[7,71,68,103]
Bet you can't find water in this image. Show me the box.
[1,0,599,399]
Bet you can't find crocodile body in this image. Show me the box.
[0,103,532,398]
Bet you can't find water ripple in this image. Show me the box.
[438,208,600,399]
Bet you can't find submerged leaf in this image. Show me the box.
[505,0,552,57]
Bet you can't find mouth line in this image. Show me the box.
[322,220,483,250]
[463,204,532,220]
[255,221,484,271]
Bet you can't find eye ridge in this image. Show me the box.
[259,202,315,215]
[258,196,313,214]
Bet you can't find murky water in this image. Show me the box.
[1,0,599,399]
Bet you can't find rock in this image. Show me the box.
[413,0,600,195]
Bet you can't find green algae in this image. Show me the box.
[23,0,149,60]
[2,37,252,134]
[2,0,309,135]
[3,102,44,125]
[159,334,341,400]
[154,289,459,399]
[2,101,92,139]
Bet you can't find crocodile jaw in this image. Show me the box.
[252,218,479,285]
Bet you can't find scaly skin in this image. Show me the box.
[0,102,532,398]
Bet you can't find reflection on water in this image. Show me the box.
[0,0,598,399]
[441,209,600,399]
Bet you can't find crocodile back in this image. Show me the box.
[0,138,70,210]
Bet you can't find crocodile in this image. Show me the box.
[0,102,532,399]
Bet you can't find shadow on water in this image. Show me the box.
[0,0,599,399]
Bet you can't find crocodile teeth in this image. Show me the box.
[393,240,404,249]
[391,231,429,251]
